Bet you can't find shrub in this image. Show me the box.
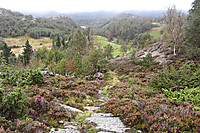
[0,87,29,121]
[162,87,200,106]
[139,53,153,67]
[1,69,44,86]
[151,63,200,91]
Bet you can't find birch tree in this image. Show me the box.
[164,6,185,56]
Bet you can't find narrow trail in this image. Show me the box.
[51,71,140,133]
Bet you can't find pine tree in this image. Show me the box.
[69,29,87,56]
[2,43,13,64]
[186,0,200,48]
[22,40,33,66]
[55,36,61,48]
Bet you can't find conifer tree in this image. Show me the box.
[1,43,13,64]
[22,40,33,66]
[69,29,87,56]
[186,0,200,48]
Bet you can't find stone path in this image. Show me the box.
[86,113,130,133]
[50,87,139,133]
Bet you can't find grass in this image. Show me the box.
[150,27,162,39]
[93,36,123,57]
[3,36,52,54]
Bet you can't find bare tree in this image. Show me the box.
[164,6,186,56]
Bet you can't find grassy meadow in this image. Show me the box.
[3,36,52,54]
[93,36,123,57]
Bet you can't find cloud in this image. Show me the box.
[0,0,194,13]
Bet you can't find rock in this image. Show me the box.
[94,72,104,79]
[64,125,77,130]
[55,74,60,77]
[41,71,48,75]
[59,121,64,124]
[86,113,130,133]
[161,60,174,65]
[50,126,79,133]
[151,51,160,57]
[155,57,167,64]
[136,49,145,57]
[140,52,148,58]
[167,55,175,60]
[60,104,83,113]
[151,43,161,52]
[84,106,100,112]
[49,72,54,76]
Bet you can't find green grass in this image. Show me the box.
[93,36,123,57]
[150,27,162,39]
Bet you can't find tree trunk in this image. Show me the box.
[174,43,176,56]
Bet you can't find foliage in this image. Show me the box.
[22,40,33,66]
[129,50,137,63]
[138,53,153,67]
[133,32,154,48]
[104,97,200,132]
[163,6,186,56]
[104,44,114,59]
[0,69,44,86]
[75,111,92,123]
[15,118,48,133]
[0,8,78,38]
[1,43,14,64]
[162,87,200,106]
[151,63,200,91]
[98,15,152,41]
[0,87,29,121]
[186,0,200,48]
[68,29,87,56]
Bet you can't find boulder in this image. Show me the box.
[60,104,83,113]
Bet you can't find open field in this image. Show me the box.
[3,36,52,54]
[93,36,123,57]
[150,26,162,39]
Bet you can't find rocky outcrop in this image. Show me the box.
[136,42,175,65]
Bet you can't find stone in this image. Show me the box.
[155,57,167,64]
[84,106,100,112]
[41,71,48,75]
[50,127,79,133]
[64,125,77,130]
[60,104,83,113]
[151,51,160,57]
[59,121,64,124]
[86,113,130,133]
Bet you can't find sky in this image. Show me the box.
[0,0,194,13]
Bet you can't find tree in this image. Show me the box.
[104,44,114,59]
[186,0,200,49]
[164,6,186,56]
[22,40,33,66]
[69,29,87,56]
[55,36,61,48]
[1,43,13,64]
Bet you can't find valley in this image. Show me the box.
[0,2,200,132]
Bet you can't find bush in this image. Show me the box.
[151,63,200,91]
[0,69,44,86]
[162,87,200,106]
[0,87,29,121]
[139,53,153,67]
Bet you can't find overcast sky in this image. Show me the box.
[0,0,194,13]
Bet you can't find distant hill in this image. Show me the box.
[0,8,79,38]
[95,13,155,41]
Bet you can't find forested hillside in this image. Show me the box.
[0,8,78,39]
